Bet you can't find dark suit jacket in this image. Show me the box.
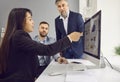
[0,30,71,82]
[55,11,84,58]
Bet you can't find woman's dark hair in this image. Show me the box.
[0,8,32,73]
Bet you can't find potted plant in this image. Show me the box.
[115,46,120,55]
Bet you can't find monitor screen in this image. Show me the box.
[83,10,101,60]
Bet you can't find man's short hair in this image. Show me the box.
[55,0,67,4]
[39,21,49,26]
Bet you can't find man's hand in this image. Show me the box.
[57,57,68,64]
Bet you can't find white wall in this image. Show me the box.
[97,0,120,56]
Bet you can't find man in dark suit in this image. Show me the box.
[55,0,84,59]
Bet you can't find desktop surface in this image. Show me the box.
[35,59,120,82]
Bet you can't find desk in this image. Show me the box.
[35,59,120,82]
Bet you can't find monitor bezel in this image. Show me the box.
[83,10,101,59]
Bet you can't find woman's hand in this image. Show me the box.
[68,32,83,42]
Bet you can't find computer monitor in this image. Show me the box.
[83,10,101,67]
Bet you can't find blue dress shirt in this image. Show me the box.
[33,35,60,66]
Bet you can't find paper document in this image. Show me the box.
[65,71,98,82]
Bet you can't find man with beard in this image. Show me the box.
[55,0,84,59]
[33,21,68,76]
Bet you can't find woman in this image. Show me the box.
[0,8,82,82]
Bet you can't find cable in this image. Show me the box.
[104,57,114,69]
[100,51,120,73]
[101,51,114,69]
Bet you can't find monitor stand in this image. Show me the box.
[83,53,106,69]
